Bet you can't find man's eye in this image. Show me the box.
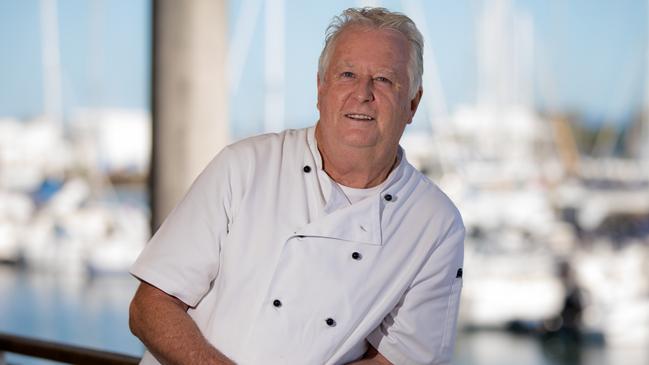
[341,71,354,78]
[374,76,391,83]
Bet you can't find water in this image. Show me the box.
[0,266,144,365]
[453,330,648,365]
[1,267,646,365]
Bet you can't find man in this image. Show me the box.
[129,7,464,365]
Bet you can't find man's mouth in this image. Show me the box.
[345,113,375,121]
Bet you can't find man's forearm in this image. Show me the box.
[347,359,391,365]
[345,343,393,365]
[129,282,235,365]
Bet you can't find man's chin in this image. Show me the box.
[340,137,378,149]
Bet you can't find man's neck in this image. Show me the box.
[316,130,398,189]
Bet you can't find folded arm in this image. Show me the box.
[129,281,235,365]
[346,343,393,365]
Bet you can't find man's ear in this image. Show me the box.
[407,87,423,124]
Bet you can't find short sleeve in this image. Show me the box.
[367,223,465,365]
[130,146,238,307]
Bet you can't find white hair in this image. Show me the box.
[318,7,424,98]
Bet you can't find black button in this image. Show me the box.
[325,318,336,327]
[456,268,463,278]
[303,165,312,173]
[273,299,282,307]
[384,194,393,201]
[351,252,361,260]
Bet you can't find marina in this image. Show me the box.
[1,0,649,364]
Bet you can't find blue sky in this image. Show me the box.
[0,0,647,137]
[0,0,150,117]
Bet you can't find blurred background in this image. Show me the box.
[1,0,648,364]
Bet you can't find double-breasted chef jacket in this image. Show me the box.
[131,126,465,365]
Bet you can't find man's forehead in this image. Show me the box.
[331,26,409,56]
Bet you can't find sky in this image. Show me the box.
[0,0,647,138]
[0,0,150,117]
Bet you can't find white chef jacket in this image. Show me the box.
[131,126,465,365]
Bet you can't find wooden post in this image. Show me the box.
[150,0,229,231]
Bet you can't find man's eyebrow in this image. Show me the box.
[334,62,398,76]
[375,68,397,77]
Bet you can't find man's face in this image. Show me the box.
[317,25,421,156]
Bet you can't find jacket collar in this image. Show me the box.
[299,126,415,245]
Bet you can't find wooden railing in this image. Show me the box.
[0,332,140,365]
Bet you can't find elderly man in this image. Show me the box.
[129,7,464,365]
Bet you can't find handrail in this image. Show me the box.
[0,332,140,365]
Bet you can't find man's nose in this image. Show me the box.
[354,78,375,102]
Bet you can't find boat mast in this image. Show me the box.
[40,0,63,127]
[264,0,285,133]
[401,0,450,132]
[643,0,649,172]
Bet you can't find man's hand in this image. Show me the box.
[346,343,393,365]
[129,281,235,365]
